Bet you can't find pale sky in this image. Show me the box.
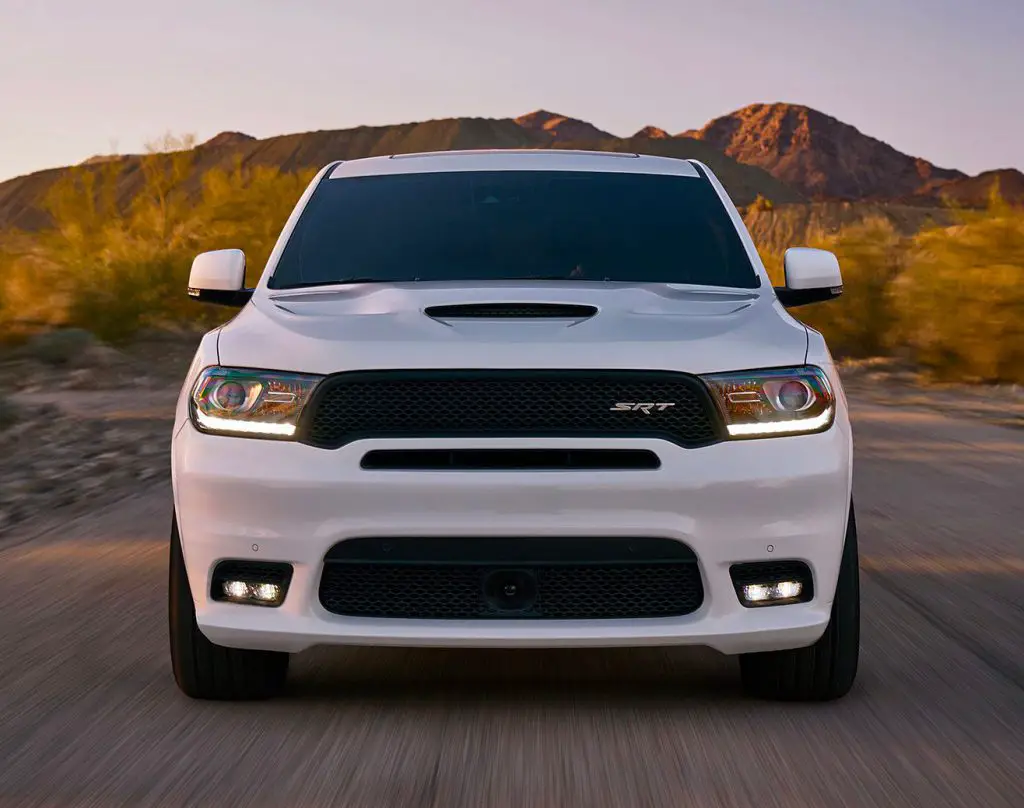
[1,0,1021,183]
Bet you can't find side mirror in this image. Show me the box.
[774,248,843,308]
[187,249,253,307]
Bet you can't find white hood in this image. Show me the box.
[216,281,808,376]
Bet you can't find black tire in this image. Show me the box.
[169,517,289,700]
[739,504,860,701]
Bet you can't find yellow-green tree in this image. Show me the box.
[889,197,1024,382]
[1,136,316,342]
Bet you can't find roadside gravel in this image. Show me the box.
[837,358,1024,430]
[0,332,194,535]
[0,401,171,532]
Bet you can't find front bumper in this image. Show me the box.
[171,423,852,655]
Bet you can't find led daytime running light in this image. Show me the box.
[726,407,834,437]
[194,411,297,437]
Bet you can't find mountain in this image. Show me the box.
[514,110,613,142]
[0,114,801,232]
[633,126,670,139]
[2,103,1019,235]
[680,102,967,201]
[79,154,122,166]
[921,168,1024,208]
[554,132,803,206]
[202,131,257,149]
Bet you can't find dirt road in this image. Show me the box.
[1,397,1021,807]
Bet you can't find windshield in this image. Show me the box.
[268,169,760,290]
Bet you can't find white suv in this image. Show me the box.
[170,150,858,702]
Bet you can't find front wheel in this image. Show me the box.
[168,517,289,700]
[739,505,860,701]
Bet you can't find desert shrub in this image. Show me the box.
[0,251,69,335]
[0,137,316,343]
[198,159,318,285]
[889,201,1024,382]
[23,328,96,365]
[756,249,783,286]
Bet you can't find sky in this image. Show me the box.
[1,0,1022,183]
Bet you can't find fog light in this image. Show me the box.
[212,561,293,607]
[730,560,813,608]
[220,580,284,605]
[253,582,282,602]
[743,583,772,602]
[741,580,803,605]
[223,580,249,600]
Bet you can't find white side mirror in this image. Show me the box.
[187,249,251,307]
[776,248,843,308]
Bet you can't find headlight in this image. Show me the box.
[190,367,323,439]
[700,366,835,438]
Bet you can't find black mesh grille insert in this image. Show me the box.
[301,370,722,449]
[318,537,704,620]
[424,303,597,319]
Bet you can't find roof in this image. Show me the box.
[327,149,701,180]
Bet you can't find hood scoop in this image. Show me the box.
[424,302,598,320]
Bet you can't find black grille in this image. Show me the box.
[301,370,722,449]
[318,537,704,620]
[424,303,597,319]
[360,448,660,470]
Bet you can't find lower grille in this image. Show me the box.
[359,448,660,470]
[318,537,704,620]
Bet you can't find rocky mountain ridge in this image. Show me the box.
[1,103,1018,233]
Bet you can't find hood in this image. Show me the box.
[216,281,808,376]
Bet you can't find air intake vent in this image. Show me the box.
[424,303,597,320]
[360,448,660,471]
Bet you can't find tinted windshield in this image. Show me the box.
[268,169,759,289]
